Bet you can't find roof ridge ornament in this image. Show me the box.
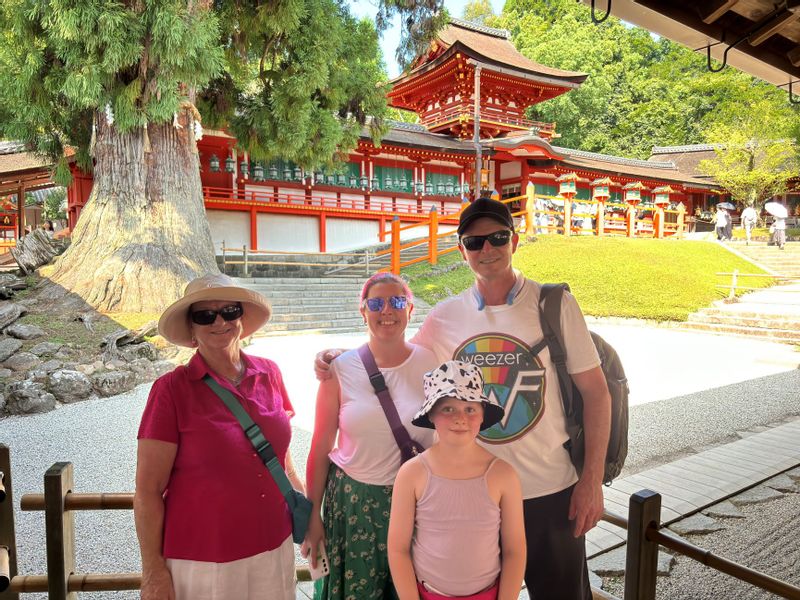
[449,17,510,40]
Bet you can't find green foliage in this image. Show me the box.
[497,0,800,158]
[462,0,495,24]
[698,100,800,207]
[0,0,225,180]
[43,187,67,220]
[405,237,773,321]
[0,0,440,176]
[376,1,449,70]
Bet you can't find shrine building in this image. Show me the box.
[65,19,733,254]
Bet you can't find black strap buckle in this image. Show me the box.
[368,371,387,393]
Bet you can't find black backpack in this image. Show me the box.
[538,283,629,485]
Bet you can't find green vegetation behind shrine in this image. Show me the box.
[404,237,773,322]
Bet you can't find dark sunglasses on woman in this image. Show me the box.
[459,229,513,252]
[364,295,408,312]
[191,303,244,325]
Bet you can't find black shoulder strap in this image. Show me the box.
[539,283,577,419]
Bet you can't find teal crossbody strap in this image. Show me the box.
[203,375,294,500]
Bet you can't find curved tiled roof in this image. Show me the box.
[650,144,719,154]
[435,20,587,83]
[554,146,677,169]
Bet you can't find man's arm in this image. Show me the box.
[568,366,610,538]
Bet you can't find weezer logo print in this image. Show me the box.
[454,333,546,444]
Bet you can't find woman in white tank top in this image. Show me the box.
[387,361,527,600]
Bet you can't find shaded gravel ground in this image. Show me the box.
[602,487,800,599]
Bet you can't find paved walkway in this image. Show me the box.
[586,420,800,558]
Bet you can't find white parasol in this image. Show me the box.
[764,202,788,218]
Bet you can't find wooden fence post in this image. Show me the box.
[391,217,401,275]
[729,270,739,300]
[242,245,249,277]
[624,489,662,600]
[596,200,605,237]
[563,200,572,237]
[428,207,438,266]
[626,206,636,238]
[44,463,76,600]
[0,445,19,600]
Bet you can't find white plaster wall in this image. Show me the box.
[394,197,417,213]
[208,210,249,251]
[259,213,319,252]
[311,191,338,207]
[500,162,521,180]
[370,195,394,212]
[244,185,273,203]
[327,218,380,252]
[278,187,302,203]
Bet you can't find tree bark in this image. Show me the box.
[44,110,218,312]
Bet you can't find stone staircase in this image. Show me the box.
[239,276,433,336]
[681,241,800,344]
[229,233,457,335]
[724,240,800,278]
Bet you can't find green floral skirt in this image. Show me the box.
[313,463,397,600]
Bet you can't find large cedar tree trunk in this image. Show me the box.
[46,111,218,312]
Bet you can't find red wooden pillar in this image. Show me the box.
[249,207,258,250]
[626,206,636,237]
[16,183,24,238]
[319,213,327,253]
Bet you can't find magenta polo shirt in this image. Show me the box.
[138,351,294,563]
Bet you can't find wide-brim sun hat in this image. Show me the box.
[412,360,505,431]
[158,273,272,347]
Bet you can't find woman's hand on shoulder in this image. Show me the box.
[141,563,175,600]
[314,348,343,381]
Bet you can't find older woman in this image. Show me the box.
[134,273,303,600]
[302,272,439,600]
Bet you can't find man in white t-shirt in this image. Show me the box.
[317,197,611,599]
[412,197,610,599]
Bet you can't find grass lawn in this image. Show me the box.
[404,236,774,321]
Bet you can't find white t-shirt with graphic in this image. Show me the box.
[411,279,600,499]
[329,345,438,486]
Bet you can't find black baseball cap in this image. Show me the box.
[457,196,514,236]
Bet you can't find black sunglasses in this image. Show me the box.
[190,303,244,325]
[460,230,513,252]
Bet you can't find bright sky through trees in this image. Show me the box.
[350,0,505,77]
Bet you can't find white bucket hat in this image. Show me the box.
[158,273,271,347]
[412,360,505,431]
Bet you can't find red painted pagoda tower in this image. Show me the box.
[387,18,587,141]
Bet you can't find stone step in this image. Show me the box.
[688,311,800,329]
[677,321,800,343]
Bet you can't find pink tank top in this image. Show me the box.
[412,454,502,597]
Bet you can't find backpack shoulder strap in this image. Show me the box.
[538,283,577,419]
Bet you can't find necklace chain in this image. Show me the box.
[226,362,245,386]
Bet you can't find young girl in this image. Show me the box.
[387,361,526,600]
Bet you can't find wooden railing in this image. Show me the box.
[380,192,686,274]
[716,271,795,299]
[3,447,799,599]
[220,244,372,277]
[203,185,463,217]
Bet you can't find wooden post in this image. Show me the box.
[729,269,738,300]
[676,204,686,239]
[0,445,19,600]
[562,199,572,237]
[44,462,77,600]
[428,207,438,266]
[654,206,665,238]
[242,245,249,277]
[624,489,662,600]
[249,207,258,251]
[626,206,636,237]
[596,200,605,237]
[525,184,535,234]
[391,217,401,275]
[319,214,327,253]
